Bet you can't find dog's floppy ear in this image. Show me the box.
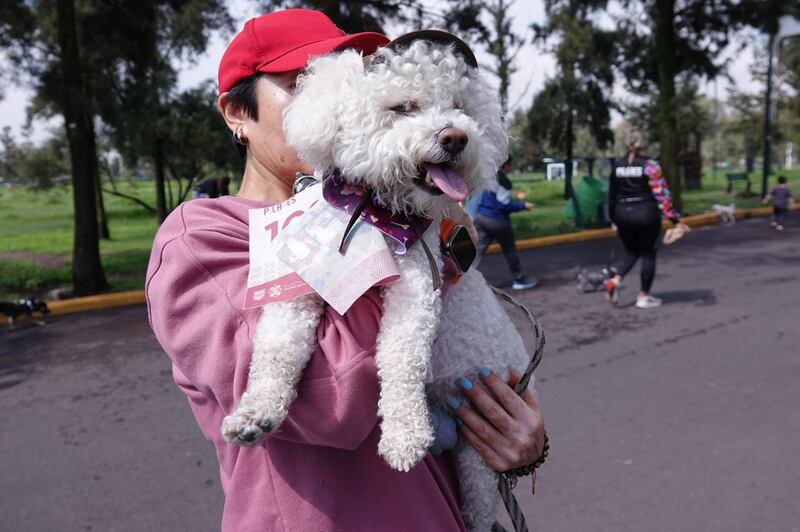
[284,50,365,170]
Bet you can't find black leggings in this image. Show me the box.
[614,202,661,293]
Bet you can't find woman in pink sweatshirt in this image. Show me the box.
[146,10,546,531]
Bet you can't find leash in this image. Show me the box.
[489,286,546,532]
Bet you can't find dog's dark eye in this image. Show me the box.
[389,101,420,115]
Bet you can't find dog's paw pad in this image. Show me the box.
[220,410,278,447]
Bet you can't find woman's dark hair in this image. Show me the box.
[778,175,787,184]
[224,73,262,158]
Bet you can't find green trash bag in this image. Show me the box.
[564,175,608,224]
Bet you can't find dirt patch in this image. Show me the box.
[0,251,71,269]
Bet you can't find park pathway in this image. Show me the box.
[1,217,798,532]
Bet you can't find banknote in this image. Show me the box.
[273,199,399,315]
[244,185,322,309]
[246,183,400,314]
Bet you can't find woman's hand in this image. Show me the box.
[429,407,458,456]
[448,369,545,472]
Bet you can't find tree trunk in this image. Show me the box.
[153,137,168,223]
[655,0,682,212]
[565,109,583,227]
[95,172,110,239]
[57,0,108,295]
[564,108,573,198]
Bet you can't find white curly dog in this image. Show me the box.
[221,34,534,532]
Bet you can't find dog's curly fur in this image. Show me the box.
[712,203,736,225]
[221,40,532,531]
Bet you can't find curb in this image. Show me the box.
[47,290,146,317]
[485,205,795,254]
[16,204,794,320]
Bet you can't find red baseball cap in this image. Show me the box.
[218,9,389,94]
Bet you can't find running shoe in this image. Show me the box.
[636,295,662,309]
[512,276,538,290]
[770,220,778,227]
[604,277,620,305]
[777,225,784,231]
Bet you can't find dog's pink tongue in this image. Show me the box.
[424,163,468,202]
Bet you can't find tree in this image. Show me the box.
[86,0,233,223]
[482,0,523,119]
[507,109,543,172]
[1,0,232,293]
[20,135,70,188]
[626,78,710,188]
[56,0,108,294]
[259,0,488,40]
[3,0,109,293]
[0,127,24,183]
[616,0,751,210]
[528,0,617,211]
[161,82,243,205]
[259,0,421,33]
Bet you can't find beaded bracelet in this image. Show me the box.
[502,432,549,489]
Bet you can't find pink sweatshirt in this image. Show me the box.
[146,195,466,532]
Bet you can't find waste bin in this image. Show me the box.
[564,175,608,224]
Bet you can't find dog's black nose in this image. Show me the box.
[437,128,468,154]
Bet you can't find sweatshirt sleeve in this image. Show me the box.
[146,204,383,451]
[502,199,527,213]
[644,160,680,222]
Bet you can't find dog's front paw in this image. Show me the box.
[220,402,285,447]
[378,417,435,472]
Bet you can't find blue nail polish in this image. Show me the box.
[457,377,473,390]
[455,418,464,426]
[446,396,461,410]
[479,368,491,378]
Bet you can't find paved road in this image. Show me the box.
[1,217,798,532]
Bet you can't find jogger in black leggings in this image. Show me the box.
[614,201,661,294]
[604,130,688,309]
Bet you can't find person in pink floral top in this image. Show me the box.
[604,129,690,309]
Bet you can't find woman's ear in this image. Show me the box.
[217,93,247,136]
[283,50,365,170]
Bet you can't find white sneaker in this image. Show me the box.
[636,295,662,309]
[770,220,778,227]
[776,225,784,231]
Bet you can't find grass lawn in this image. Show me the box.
[1,169,798,299]
[0,181,160,299]
[508,168,800,239]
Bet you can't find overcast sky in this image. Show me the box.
[0,0,767,144]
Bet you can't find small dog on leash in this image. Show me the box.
[0,298,49,327]
[712,203,736,224]
[576,268,610,292]
[222,33,531,532]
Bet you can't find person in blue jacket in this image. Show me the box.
[474,155,537,289]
